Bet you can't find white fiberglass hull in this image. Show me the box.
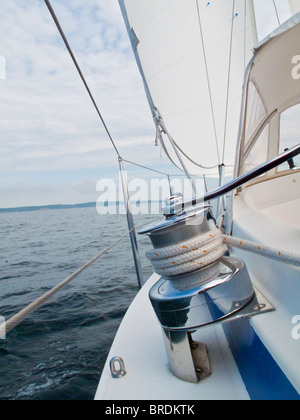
[95,273,250,401]
[96,171,300,401]
[226,171,300,396]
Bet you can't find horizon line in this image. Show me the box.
[0,200,163,213]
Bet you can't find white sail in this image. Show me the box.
[119,0,258,175]
[289,0,300,14]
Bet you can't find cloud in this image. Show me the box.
[0,0,171,206]
[0,0,157,174]
[1,0,293,208]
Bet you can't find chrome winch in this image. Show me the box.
[139,197,271,384]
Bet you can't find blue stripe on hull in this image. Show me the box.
[223,318,300,400]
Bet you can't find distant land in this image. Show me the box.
[0,201,160,214]
[0,202,97,213]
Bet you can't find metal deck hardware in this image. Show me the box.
[139,206,274,384]
[110,357,127,379]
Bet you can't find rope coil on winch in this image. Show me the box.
[146,226,227,277]
[146,227,300,277]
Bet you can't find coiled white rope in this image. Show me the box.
[146,227,227,277]
[4,225,299,337]
[146,227,300,277]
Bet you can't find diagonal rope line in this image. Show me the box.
[44,0,121,158]
[3,230,132,335]
[1,214,166,336]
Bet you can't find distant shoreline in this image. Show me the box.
[0,202,97,213]
[0,201,160,214]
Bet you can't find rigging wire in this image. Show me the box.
[44,0,121,159]
[171,136,222,171]
[272,0,281,26]
[44,0,184,185]
[244,0,247,72]
[196,0,221,166]
[122,159,187,177]
[43,1,226,191]
[222,0,236,165]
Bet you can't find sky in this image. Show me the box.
[0,0,176,208]
[0,0,293,208]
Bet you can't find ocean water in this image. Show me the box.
[0,207,154,400]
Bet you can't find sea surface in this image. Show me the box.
[0,206,155,400]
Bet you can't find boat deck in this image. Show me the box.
[95,273,250,401]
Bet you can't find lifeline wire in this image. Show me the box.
[44,1,184,181]
[44,0,121,158]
